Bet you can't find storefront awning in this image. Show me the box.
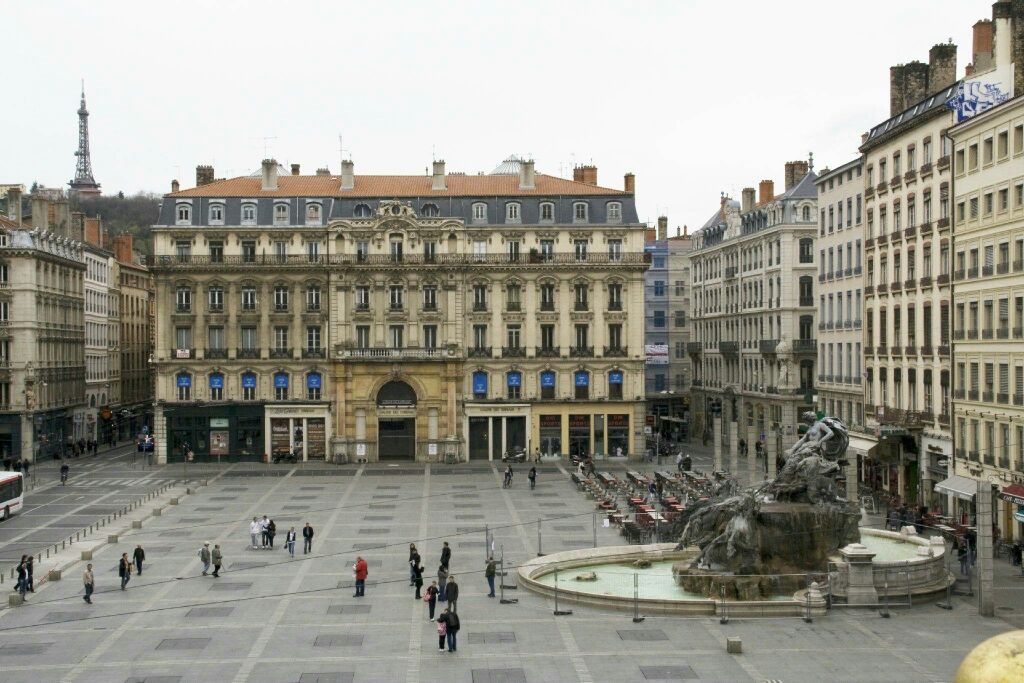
[847,434,878,455]
[934,475,978,501]
[659,416,686,423]
[999,483,1024,506]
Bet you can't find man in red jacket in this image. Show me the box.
[353,556,368,597]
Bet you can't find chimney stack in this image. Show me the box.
[657,216,668,241]
[972,19,995,73]
[70,212,84,242]
[676,227,681,237]
[519,159,535,190]
[30,196,48,230]
[889,62,930,115]
[928,43,957,92]
[683,224,688,236]
[431,160,447,191]
[992,3,1012,71]
[196,165,215,187]
[741,187,756,212]
[171,179,180,193]
[113,234,134,264]
[624,172,635,193]
[84,217,103,248]
[341,159,354,190]
[291,163,301,176]
[573,165,598,185]
[784,160,809,191]
[316,167,331,176]
[261,159,278,191]
[6,187,21,226]
[758,180,775,205]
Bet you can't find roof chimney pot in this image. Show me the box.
[758,180,775,205]
[196,165,214,187]
[6,187,22,226]
[291,163,300,176]
[741,187,756,212]
[624,172,635,193]
[171,179,179,193]
[341,159,354,190]
[431,160,446,191]
[519,159,535,190]
[261,159,278,191]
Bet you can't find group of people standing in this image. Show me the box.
[248,516,315,556]
[407,541,465,653]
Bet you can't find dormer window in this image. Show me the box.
[421,203,440,217]
[208,203,224,225]
[607,202,622,223]
[274,203,289,226]
[506,202,521,223]
[472,202,488,224]
[176,203,191,225]
[802,205,811,222]
[241,203,257,225]
[354,203,372,218]
[540,202,554,223]
[305,202,322,225]
[573,202,589,223]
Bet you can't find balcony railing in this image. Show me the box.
[919,275,932,287]
[687,342,702,354]
[759,339,779,354]
[540,301,555,312]
[799,297,813,307]
[270,348,292,359]
[937,155,950,171]
[506,302,522,312]
[237,347,260,359]
[904,225,916,239]
[608,301,623,311]
[149,252,653,269]
[938,345,950,356]
[502,346,526,358]
[719,341,739,355]
[603,346,628,357]
[339,348,451,360]
[920,221,933,236]
[573,302,589,311]
[467,347,492,358]
[472,303,488,312]
[303,348,325,359]
[937,273,950,285]
[173,348,195,359]
[569,346,595,357]
[793,339,816,353]
[205,348,228,359]
[536,346,560,358]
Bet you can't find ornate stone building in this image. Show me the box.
[149,158,648,463]
[114,234,154,440]
[689,161,818,463]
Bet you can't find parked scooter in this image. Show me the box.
[501,447,527,463]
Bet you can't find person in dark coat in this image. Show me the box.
[425,580,439,620]
[302,522,314,554]
[446,575,459,613]
[528,467,537,489]
[133,545,146,575]
[439,541,451,569]
[15,556,28,598]
[409,544,420,585]
[26,555,34,592]
[438,607,460,652]
[437,564,449,602]
[119,553,132,590]
[413,562,424,600]
[267,519,277,549]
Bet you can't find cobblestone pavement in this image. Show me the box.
[0,459,1013,683]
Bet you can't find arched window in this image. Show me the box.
[241,372,257,400]
[421,203,440,217]
[506,202,521,223]
[306,372,322,400]
[273,203,289,225]
[241,203,257,225]
[606,202,622,223]
[573,202,589,223]
[472,371,488,399]
[608,369,624,399]
[802,205,811,222]
[274,372,289,400]
[353,203,372,218]
[472,202,488,224]
[176,372,192,401]
[574,370,590,399]
[506,371,522,399]
[305,202,322,225]
[540,370,556,399]
[209,372,224,400]
[539,202,555,223]
[175,203,191,225]
[209,203,224,225]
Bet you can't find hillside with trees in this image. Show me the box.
[71,192,161,256]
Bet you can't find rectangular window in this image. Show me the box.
[608,239,622,261]
[389,325,404,348]
[274,286,289,311]
[208,287,223,311]
[356,325,370,349]
[306,241,320,262]
[540,324,555,350]
[306,326,321,351]
[506,324,521,349]
[356,286,370,310]
[175,326,192,350]
[242,240,256,263]
[423,325,437,350]
[209,241,223,263]
[473,324,487,349]
[356,241,369,262]
[389,285,403,310]
[274,326,289,351]
[306,286,321,311]
[422,285,437,311]
[574,240,588,261]
[207,326,224,350]
[241,326,257,350]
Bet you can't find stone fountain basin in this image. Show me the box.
[518,544,825,617]
[828,528,953,599]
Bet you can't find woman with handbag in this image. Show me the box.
[424,580,439,620]
[412,562,424,599]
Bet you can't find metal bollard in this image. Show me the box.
[633,572,645,623]
[720,584,729,624]
[593,512,597,548]
[880,573,890,618]
[552,568,573,615]
[537,518,544,557]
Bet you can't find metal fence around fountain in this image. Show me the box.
[823,562,914,614]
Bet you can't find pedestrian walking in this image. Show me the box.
[260,515,270,548]
[503,465,513,488]
[133,545,146,575]
[212,544,222,577]
[682,453,692,472]
[199,542,212,576]
[442,607,460,652]
[413,562,424,599]
[675,452,684,473]
[302,522,314,554]
[15,555,28,599]
[425,580,439,620]
[528,467,537,490]
[409,543,420,585]
[436,610,449,652]
[83,563,94,604]
[446,575,459,612]
[267,519,277,549]
[60,463,69,485]
[250,517,261,549]
[353,555,368,597]
[27,555,35,592]
[119,553,132,590]
[438,564,449,602]
[485,556,497,597]
[440,541,451,570]
[285,527,297,557]
[958,538,970,575]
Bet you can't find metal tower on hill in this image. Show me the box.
[69,82,101,197]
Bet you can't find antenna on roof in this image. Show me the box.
[255,136,277,158]
[432,144,436,162]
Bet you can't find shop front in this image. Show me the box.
[532,403,637,460]
[464,401,530,461]
[165,403,265,463]
[921,431,952,514]
[998,483,1024,542]
[265,403,331,462]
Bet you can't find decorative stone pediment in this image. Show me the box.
[378,200,416,218]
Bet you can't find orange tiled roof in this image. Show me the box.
[170,173,629,198]
[0,215,19,229]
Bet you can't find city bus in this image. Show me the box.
[0,471,24,520]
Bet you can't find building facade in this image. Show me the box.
[814,159,867,434]
[0,208,86,461]
[150,158,648,463]
[644,218,669,411]
[114,234,154,441]
[666,227,693,433]
[83,234,116,443]
[949,94,1024,540]
[690,161,818,458]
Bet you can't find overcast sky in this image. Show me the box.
[4,0,991,232]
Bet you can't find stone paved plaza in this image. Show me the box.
[0,460,1016,683]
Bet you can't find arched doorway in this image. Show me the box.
[377,380,417,460]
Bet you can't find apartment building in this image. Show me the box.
[666,226,693,432]
[149,158,648,464]
[689,161,818,456]
[114,234,154,440]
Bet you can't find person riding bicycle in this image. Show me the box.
[60,463,69,485]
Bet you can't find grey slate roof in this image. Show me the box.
[778,171,818,200]
[699,198,740,230]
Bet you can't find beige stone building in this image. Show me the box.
[113,234,154,439]
[949,94,1024,540]
[690,161,818,466]
[666,227,693,427]
[814,159,866,433]
[0,198,86,461]
[149,158,648,463]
